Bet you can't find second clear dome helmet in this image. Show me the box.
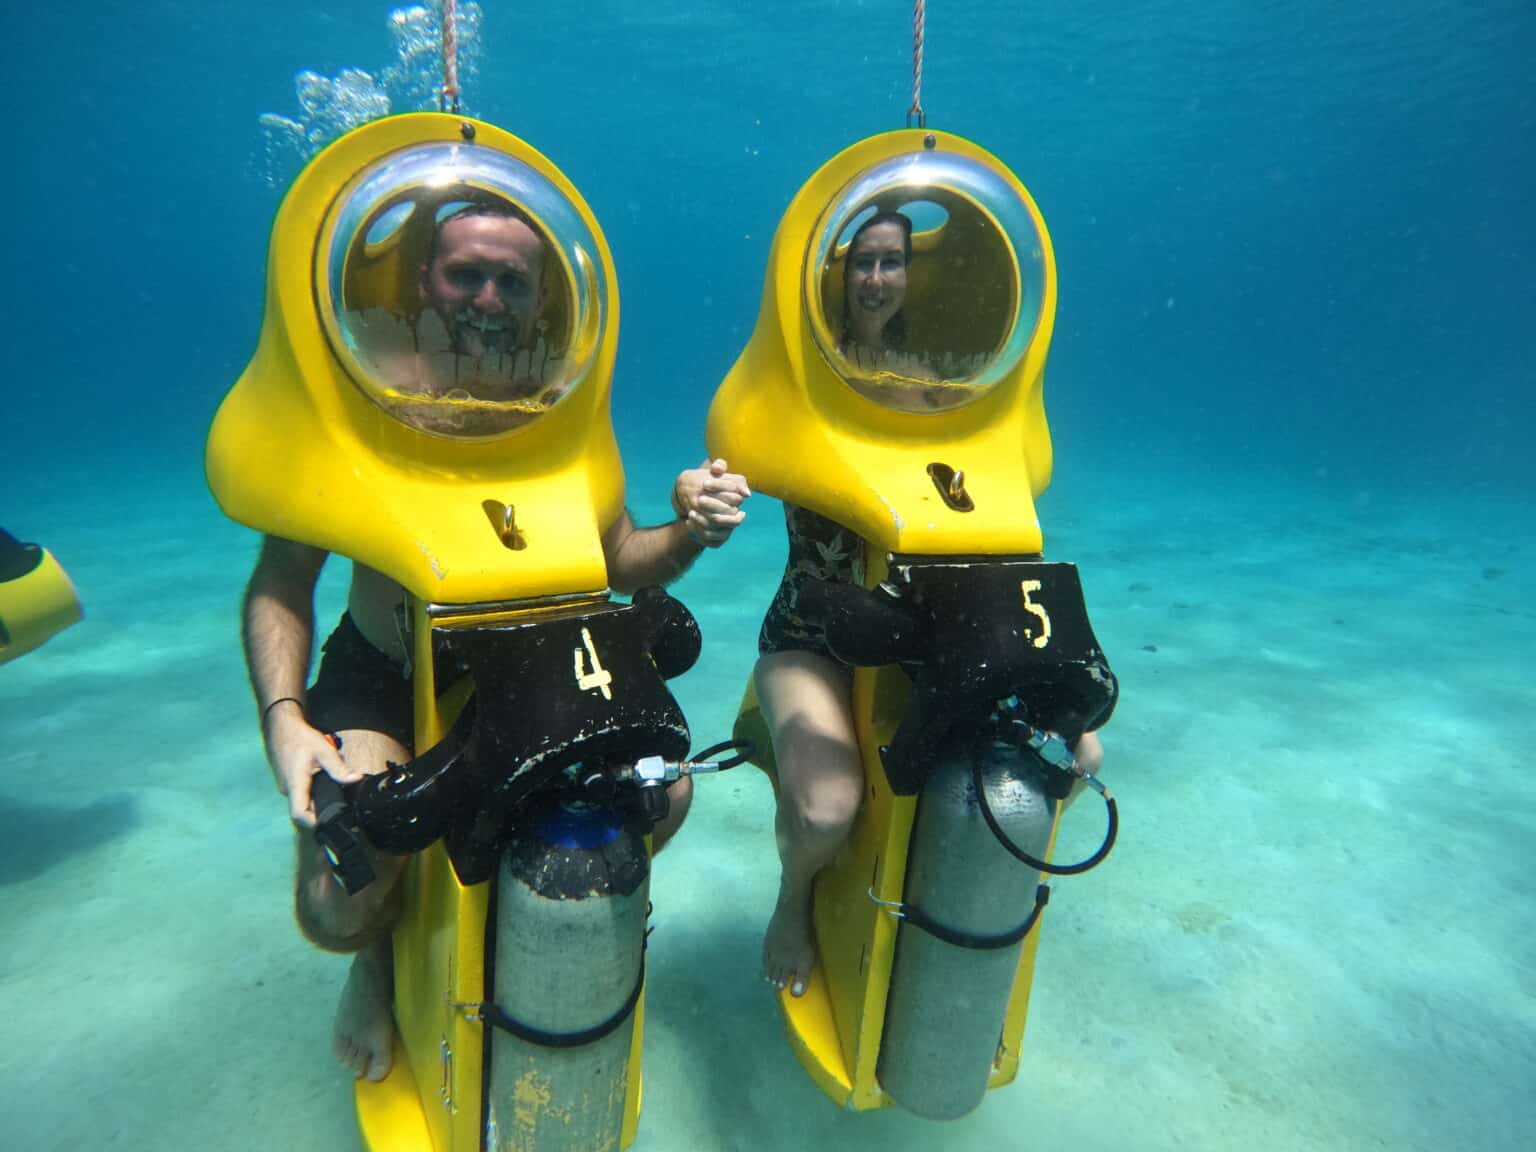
[805,149,1048,414]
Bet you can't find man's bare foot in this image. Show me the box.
[763,884,816,997]
[333,943,395,1082]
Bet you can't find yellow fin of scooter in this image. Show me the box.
[0,542,83,666]
[731,678,778,790]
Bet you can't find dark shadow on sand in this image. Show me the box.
[645,918,898,1151]
[0,791,141,885]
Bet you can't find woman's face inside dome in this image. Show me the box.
[843,216,911,347]
[808,149,1049,415]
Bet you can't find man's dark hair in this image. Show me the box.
[425,200,542,267]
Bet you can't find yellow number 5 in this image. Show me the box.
[1020,580,1051,649]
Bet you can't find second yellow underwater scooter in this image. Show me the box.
[708,122,1121,1119]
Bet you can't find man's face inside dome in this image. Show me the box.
[419,207,546,359]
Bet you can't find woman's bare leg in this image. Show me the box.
[755,650,864,996]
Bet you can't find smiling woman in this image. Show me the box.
[808,149,1048,415]
[839,211,914,370]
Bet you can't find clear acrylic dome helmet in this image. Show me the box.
[804,149,1048,414]
[316,140,607,438]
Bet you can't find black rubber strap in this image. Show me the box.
[480,959,645,1049]
[972,749,1118,876]
[895,885,1050,950]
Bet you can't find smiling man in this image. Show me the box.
[411,203,551,403]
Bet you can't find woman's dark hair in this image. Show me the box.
[841,209,913,353]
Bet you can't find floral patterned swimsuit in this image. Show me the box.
[757,503,866,660]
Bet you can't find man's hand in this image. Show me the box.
[263,708,356,828]
[672,458,750,547]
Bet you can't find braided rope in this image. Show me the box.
[441,0,460,113]
[909,0,926,127]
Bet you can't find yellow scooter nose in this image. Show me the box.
[0,529,83,667]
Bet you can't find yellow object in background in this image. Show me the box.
[0,531,83,667]
[709,128,1060,1111]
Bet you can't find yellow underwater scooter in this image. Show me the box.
[207,112,737,1152]
[0,528,83,666]
[707,128,1120,1118]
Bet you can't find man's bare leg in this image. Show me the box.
[293,728,410,1082]
[652,775,693,854]
[755,651,864,997]
[333,938,395,1081]
[298,729,698,1083]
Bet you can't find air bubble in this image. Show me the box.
[254,4,485,188]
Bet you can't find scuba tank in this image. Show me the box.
[485,802,650,1152]
[877,734,1055,1119]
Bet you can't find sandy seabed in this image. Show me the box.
[2,456,1531,1152]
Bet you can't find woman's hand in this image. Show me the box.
[672,457,751,547]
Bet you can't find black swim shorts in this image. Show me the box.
[305,612,460,750]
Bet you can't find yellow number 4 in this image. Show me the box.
[574,627,614,700]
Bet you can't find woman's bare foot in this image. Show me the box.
[762,882,816,997]
[753,650,864,1001]
[333,941,395,1082]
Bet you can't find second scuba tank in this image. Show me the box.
[485,802,650,1152]
[877,733,1056,1120]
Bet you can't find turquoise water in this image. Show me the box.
[2,3,1533,1150]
